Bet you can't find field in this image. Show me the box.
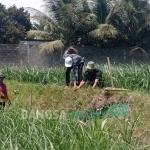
[1,63,150,150]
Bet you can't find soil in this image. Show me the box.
[89,91,133,111]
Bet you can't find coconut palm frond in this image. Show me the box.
[105,0,136,24]
[26,7,63,31]
[39,40,64,53]
[32,23,45,31]
[31,16,60,32]
[144,21,150,29]
[138,21,150,36]
[126,1,137,15]
[26,7,52,20]
[89,24,118,40]
[27,30,52,40]
[105,1,119,24]
[58,3,79,28]
[78,13,98,33]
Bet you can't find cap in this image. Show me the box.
[65,57,73,67]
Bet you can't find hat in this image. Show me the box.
[86,61,95,69]
[65,57,73,67]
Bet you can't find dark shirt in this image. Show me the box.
[83,69,102,82]
[63,50,84,80]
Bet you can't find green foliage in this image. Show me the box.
[106,0,150,46]
[39,40,64,53]
[2,63,150,92]
[89,24,118,40]
[0,74,150,149]
[0,4,31,44]
[27,0,118,52]
[92,0,110,23]
[114,115,140,144]
[0,110,149,149]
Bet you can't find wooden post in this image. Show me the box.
[20,59,22,82]
[30,89,32,109]
[107,57,114,88]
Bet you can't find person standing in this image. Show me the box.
[0,74,9,110]
[63,46,84,88]
[75,61,104,89]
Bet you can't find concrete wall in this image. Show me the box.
[0,41,149,68]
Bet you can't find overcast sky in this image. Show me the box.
[0,0,44,11]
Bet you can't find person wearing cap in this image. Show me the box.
[0,74,10,110]
[63,46,84,87]
[75,61,104,89]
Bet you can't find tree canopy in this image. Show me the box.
[0,3,31,44]
[26,0,150,52]
[27,0,118,52]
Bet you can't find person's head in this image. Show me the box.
[66,46,78,54]
[65,57,73,67]
[0,74,5,84]
[86,61,95,72]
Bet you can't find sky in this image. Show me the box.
[0,0,44,11]
[1,0,150,12]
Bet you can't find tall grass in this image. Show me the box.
[1,63,150,91]
[0,64,150,149]
[0,111,149,150]
[2,66,65,85]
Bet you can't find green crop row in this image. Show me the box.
[1,62,150,91]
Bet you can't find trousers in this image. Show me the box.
[0,102,5,110]
[66,62,84,86]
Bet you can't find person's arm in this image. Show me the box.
[74,72,87,90]
[4,84,11,106]
[77,80,85,88]
[0,84,11,105]
[92,79,99,88]
[92,69,102,88]
[1,84,8,99]
[63,50,69,59]
[73,80,85,90]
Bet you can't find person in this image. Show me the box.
[75,61,104,89]
[0,73,10,110]
[63,46,84,88]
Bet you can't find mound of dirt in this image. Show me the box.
[89,92,132,111]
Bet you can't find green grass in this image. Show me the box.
[2,63,150,91]
[0,64,150,149]
[1,110,150,150]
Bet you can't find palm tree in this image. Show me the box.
[27,0,118,53]
[105,0,150,46]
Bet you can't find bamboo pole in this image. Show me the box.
[107,57,114,88]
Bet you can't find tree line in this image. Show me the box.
[1,0,150,53]
[0,3,31,44]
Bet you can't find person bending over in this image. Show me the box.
[63,46,84,88]
[75,61,104,89]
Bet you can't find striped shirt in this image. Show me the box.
[63,50,84,66]
[63,50,84,80]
